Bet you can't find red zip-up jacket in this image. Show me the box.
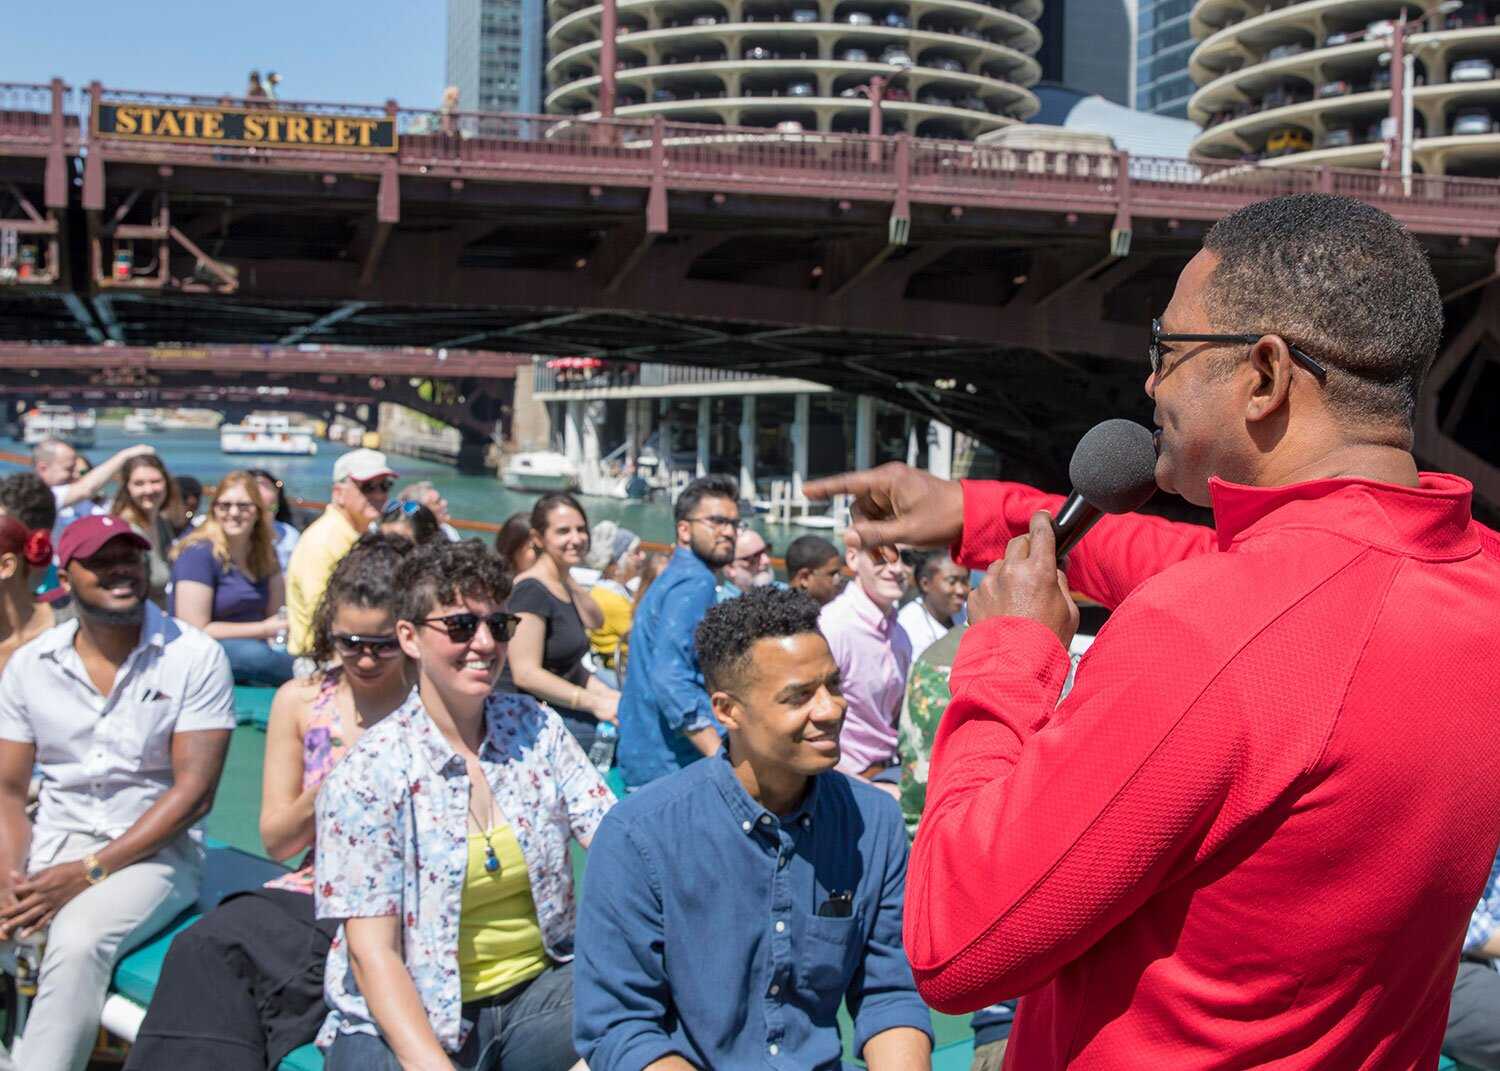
[906,473,1500,1069]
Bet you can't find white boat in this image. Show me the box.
[500,451,579,492]
[23,405,96,447]
[121,409,163,435]
[220,413,318,456]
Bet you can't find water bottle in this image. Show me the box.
[588,721,617,776]
[272,605,288,651]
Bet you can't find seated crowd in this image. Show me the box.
[0,460,1497,1071]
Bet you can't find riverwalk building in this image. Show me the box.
[526,359,967,516]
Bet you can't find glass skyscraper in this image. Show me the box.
[1136,0,1195,118]
[447,0,545,114]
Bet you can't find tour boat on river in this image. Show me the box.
[219,413,318,456]
[22,405,96,447]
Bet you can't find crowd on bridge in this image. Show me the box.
[0,193,1499,1071]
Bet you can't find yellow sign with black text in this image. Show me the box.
[94,103,397,153]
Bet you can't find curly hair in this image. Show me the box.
[395,539,512,626]
[307,532,417,668]
[0,472,57,533]
[1202,193,1442,422]
[694,585,824,693]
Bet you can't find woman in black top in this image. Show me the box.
[503,492,619,751]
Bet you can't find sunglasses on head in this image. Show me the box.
[417,611,521,645]
[382,500,422,518]
[331,633,403,660]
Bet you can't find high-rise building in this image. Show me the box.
[1187,0,1500,175]
[1136,0,1195,116]
[448,0,547,114]
[1034,0,1137,107]
[543,0,1044,139]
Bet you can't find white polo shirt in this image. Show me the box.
[0,601,235,866]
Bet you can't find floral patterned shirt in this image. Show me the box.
[313,689,615,1051]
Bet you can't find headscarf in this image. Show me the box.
[584,520,641,574]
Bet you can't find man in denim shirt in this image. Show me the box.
[1444,850,1500,1068]
[615,475,739,790]
[575,587,933,1070]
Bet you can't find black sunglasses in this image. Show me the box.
[356,476,396,494]
[417,611,521,645]
[1150,318,1328,382]
[331,633,403,660]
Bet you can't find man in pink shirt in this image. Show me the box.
[819,534,911,794]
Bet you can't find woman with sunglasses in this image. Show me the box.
[127,534,416,1071]
[501,493,619,753]
[170,470,296,686]
[377,498,445,546]
[315,540,612,1071]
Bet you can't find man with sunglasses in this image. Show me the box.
[807,194,1500,1070]
[284,449,396,666]
[718,528,778,601]
[616,475,741,792]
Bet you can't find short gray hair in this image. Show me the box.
[1202,193,1441,423]
[396,480,436,503]
[31,438,72,467]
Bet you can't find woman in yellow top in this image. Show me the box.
[583,521,643,686]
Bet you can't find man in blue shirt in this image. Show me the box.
[615,475,739,789]
[575,587,933,1071]
[1444,849,1500,1068]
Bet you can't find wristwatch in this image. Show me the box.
[82,853,108,886]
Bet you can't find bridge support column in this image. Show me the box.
[854,395,875,471]
[927,420,953,480]
[454,428,491,475]
[738,396,756,502]
[625,399,640,467]
[582,400,603,492]
[564,401,583,468]
[696,397,710,479]
[792,394,810,502]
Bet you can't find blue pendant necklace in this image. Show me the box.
[467,797,502,874]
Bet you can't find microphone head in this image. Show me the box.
[1068,419,1159,514]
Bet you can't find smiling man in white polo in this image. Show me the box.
[0,514,235,1071]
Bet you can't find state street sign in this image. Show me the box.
[94,102,398,153]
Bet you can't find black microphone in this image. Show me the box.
[1053,419,1159,557]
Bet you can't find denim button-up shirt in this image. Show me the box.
[616,547,722,787]
[574,752,932,1070]
[314,690,615,1051]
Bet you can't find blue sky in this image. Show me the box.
[7,0,447,110]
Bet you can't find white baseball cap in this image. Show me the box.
[333,448,397,484]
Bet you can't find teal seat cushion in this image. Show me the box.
[112,910,202,1008]
[236,685,277,730]
[279,1042,324,1070]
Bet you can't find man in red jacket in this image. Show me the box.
[808,193,1500,1069]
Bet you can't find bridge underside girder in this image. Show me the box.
[3,159,1500,498]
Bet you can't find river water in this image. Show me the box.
[18,425,816,548]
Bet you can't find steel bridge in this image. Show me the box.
[3,79,1500,502]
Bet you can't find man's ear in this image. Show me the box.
[789,568,810,590]
[710,689,742,732]
[1245,336,1294,424]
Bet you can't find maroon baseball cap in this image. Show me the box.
[57,515,151,568]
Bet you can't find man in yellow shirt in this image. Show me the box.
[284,449,396,658]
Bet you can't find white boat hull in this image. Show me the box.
[501,452,580,493]
[220,429,318,455]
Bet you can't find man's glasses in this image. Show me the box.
[382,500,422,518]
[1150,318,1328,382]
[417,611,521,645]
[355,477,395,494]
[735,545,771,565]
[331,633,404,660]
[690,515,744,532]
[212,501,258,516]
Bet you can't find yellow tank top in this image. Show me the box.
[458,824,549,1001]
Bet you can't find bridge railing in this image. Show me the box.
[0,81,80,146]
[534,360,787,394]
